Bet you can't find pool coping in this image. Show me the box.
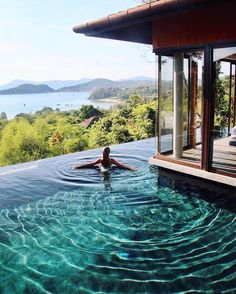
[149,157,236,188]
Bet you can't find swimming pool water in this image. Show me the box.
[0,138,235,293]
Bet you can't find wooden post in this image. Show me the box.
[201,45,214,171]
[233,65,236,127]
[157,55,162,154]
[228,62,232,135]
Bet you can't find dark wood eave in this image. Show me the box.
[223,53,236,63]
[73,0,223,45]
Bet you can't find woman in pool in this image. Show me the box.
[74,146,137,171]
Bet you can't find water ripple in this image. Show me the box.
[0,150,235,293]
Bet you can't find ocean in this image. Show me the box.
[0,91,117,119]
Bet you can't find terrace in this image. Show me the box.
[74,0,236,188]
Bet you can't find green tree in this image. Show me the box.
[0,119,43,165]
[126,94,146,107]
[0,112,8,133]
[35,107,54,116]
[128,101,156,140]
[214,62,228,129]
[88,116,113,148]
[109,114,132,143]
[15,113,34,123]
[49,117,88,156]
[33,117,52,158]
[79,105,101,121]
[0,112,7,120]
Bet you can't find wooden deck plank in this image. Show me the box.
[180,137,236,173]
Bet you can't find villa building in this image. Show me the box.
[73,0,236,187]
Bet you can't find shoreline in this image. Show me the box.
[0,91,115,119]
[90,97,125,104]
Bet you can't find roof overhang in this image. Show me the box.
[73,0,222,45]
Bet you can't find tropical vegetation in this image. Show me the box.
[0,95,156,166]
[89,85,155,100]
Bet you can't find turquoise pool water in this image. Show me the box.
[0,138,235,293]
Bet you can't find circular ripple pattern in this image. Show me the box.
[0,155,235,293]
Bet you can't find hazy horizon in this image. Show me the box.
[0,75,155,87]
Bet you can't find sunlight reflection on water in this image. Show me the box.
[0,138,235,293]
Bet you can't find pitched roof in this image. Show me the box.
[80,116,100,129]
[73,0,219,44]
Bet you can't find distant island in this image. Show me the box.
[0,84,55,95]
[0,77,154,95]
[0,78,92,91]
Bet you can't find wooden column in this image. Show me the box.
[228,62,232,135]
[157,55,162,154]
[201,46,214,171]
[233,65,236,127]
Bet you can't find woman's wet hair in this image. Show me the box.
[103,146,110,156]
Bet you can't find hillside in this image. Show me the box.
[41,78,92,90]
[58,78,115,92]
[89,85,156,100]
[0,77,155,95]
[0,84,55,95]
[58,78,154,92]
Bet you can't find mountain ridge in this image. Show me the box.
[0,78,93,91]
[58,78,154,92]
[0,76,154,91]
[0,77,155,95]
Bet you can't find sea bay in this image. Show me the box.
[0,91,118,119]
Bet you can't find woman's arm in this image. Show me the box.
[111,158,137,171]
[74,159,101,169]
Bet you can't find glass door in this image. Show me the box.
[157,50,204,166]
[212,46,236,175]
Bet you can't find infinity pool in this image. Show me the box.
[0,138,235,293]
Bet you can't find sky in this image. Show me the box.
[0,0,156,86]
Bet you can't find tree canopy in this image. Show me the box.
[0,95,156,166]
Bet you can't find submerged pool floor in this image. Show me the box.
[0,138,235,293]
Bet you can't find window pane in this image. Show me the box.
[159,56,173,153]
[212,47,236,175]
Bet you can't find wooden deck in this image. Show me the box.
[182,136,236,174]
[149,136,236,187]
